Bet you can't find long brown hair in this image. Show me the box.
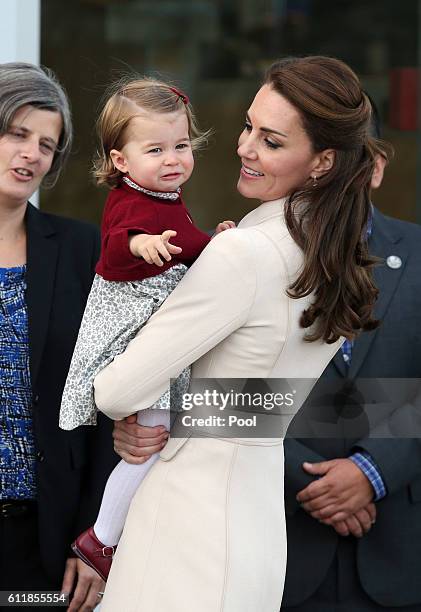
[265,56,391,343]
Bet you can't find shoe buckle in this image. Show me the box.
[101,546,115,557]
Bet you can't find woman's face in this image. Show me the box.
[0,105,62,209]
[237,84,320,202]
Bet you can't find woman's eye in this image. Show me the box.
[40,142,54,153]
[244,122,252,132]
[265,139,281,150]
[9,130,24,138]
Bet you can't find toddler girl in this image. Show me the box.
[59,77,234,580]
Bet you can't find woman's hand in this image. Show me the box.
[214,220,236,235]
[113,414,169,464]
[129,230,182,265]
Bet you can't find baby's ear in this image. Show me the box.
[110,149,128,173]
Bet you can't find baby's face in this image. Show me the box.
[114,109,194,192]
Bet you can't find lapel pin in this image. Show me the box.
[386,255,402,270]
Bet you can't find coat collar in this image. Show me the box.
[237,197,288,229]
[25,202,59,386]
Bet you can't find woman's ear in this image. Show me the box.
[371,154,386,190]
[110,149,128,173]
[312,149,335,178]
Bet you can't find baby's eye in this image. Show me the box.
[148,147,162,154]
[176,142,190,150]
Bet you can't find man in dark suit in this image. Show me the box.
[281,116,421,610]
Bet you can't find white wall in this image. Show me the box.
[0,0,41,205]
[0,0,40,63]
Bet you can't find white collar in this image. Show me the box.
[123,176,181,201]
[237,197,288,229]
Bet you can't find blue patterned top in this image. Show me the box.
[0,265,37,499]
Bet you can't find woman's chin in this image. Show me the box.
[237,177,261,199]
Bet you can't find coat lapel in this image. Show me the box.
[25,203,58,386]
[348,208,408,379]
[332,348,347,377]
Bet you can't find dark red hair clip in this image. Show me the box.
[169,86,189,105]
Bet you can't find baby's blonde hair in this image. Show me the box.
[94,76,209,188]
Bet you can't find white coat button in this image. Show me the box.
[386,255,402,269]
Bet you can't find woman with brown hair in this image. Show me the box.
[93,56,387,611]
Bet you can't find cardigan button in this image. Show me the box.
[33,395,40,405]
[36,451,45,462]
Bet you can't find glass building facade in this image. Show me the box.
[40,0,420,228]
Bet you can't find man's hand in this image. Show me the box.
[129,230,182,265]
[296,458,374,521]
[113,414,169,464]
[322,503,377,538]
[61,558,104,611]
[214,220,236,235]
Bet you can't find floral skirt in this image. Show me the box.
[59,264,189,430]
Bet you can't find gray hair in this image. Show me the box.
[0,62,72,187]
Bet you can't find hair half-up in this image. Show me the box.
[265,56,392,343]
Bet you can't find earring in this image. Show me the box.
[311,175,318,188]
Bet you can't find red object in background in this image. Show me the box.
[389,68,418,131]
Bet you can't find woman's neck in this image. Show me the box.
[0,201,27,267]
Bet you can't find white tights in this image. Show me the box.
[94,408,169,546]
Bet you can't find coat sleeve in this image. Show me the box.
[94,229,257,420]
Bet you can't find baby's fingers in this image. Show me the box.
[146,246,164,266]
[161,229,177,242]
[166,243,182,255]
[155,241,172,262]
[161,229,182,255]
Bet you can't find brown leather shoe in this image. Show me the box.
[71,527,116,582]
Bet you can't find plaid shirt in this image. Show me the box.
[341,212,387,501]
[350,452,386,501]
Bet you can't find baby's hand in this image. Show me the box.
[129,230,182,266]
[214,220,236,235]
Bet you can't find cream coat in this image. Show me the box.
[95,198,343,612]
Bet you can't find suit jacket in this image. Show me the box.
[25,203,118,585]
[282,208,421,608]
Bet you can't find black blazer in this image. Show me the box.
[282,209,421,608]
[25,203,118,585]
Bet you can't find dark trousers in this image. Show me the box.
[282,537,421,612]
[0,505,63,611]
